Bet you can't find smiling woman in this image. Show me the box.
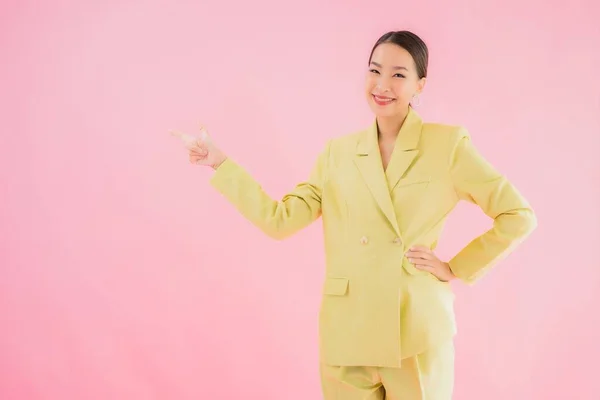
[171,30,537,400]
[366,31,428,115]
[365,32,429,172]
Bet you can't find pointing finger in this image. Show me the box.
[170,129,194,143]
[171,130,202,150]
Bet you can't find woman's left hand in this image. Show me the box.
[405,245,456,282]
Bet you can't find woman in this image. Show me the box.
[171,31,536,400]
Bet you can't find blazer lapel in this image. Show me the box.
[385,107,423,191]
[353,125,399,237]
[353,107,423,238]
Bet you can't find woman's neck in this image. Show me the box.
[376,108,409,143]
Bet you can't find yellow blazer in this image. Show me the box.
[209,106,537,367]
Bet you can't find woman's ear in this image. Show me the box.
[417,77,427,94]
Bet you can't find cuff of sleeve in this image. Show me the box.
[448,259,486,286]
[209,158,238,190]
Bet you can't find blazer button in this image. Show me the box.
[360,236,369,245]
[392,237,402,245]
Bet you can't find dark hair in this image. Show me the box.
[368,31,429,79]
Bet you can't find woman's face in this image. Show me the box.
[365,42,426,118]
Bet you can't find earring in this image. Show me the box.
[411,93,421,106]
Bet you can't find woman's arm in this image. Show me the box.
[209,140,331,240]
[447,129,537,284]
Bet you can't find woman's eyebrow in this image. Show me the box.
[370,61,408,71]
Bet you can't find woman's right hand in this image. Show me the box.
[170,126,227,170]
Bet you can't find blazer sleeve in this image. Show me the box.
[447,128,537,285]
[208,140,331,240]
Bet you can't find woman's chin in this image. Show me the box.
[371,106,400,118]
[368,101,407,118]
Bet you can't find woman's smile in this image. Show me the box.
[372,94,396,106]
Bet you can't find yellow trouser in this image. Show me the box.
[319,340,454,400]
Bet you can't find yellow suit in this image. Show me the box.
[209,107,536,370]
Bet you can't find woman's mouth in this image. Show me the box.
[372,94,396,106]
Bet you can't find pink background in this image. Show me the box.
[1,0,599,399]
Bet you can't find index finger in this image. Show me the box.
[170,130,198,146]
[169,130,194,144]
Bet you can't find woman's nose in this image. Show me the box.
[376,82,390,92]
[376,76,391,91]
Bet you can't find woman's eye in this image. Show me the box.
[369,69,380,74]
[394,73,405,78]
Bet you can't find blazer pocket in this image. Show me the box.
[323,277,349,296]
[394,175,431,190]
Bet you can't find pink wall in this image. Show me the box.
[1,0,599,399]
